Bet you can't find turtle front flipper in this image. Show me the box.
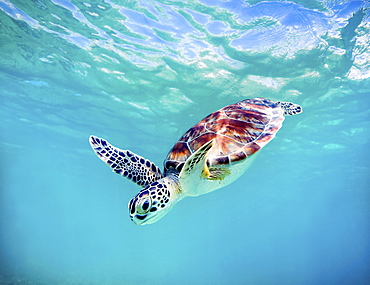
[89,136,163,188]
[179,139,214,196]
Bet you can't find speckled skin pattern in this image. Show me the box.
[89,136,163,187]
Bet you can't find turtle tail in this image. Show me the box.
[276,101,302,116]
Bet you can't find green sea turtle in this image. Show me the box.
[89,97,302,225]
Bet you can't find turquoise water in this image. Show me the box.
[1,0,370,284]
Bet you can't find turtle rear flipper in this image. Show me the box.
[89,136,163,188]
[277,101,302,116]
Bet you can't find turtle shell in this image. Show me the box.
[164,98,285,173]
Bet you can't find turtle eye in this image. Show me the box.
[137,196,152,214]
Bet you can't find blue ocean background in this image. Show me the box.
[1,0,370,284]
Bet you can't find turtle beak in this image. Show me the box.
[132,214,147,225]
[131,214,157,225]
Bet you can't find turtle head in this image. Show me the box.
[128,178,179,225]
